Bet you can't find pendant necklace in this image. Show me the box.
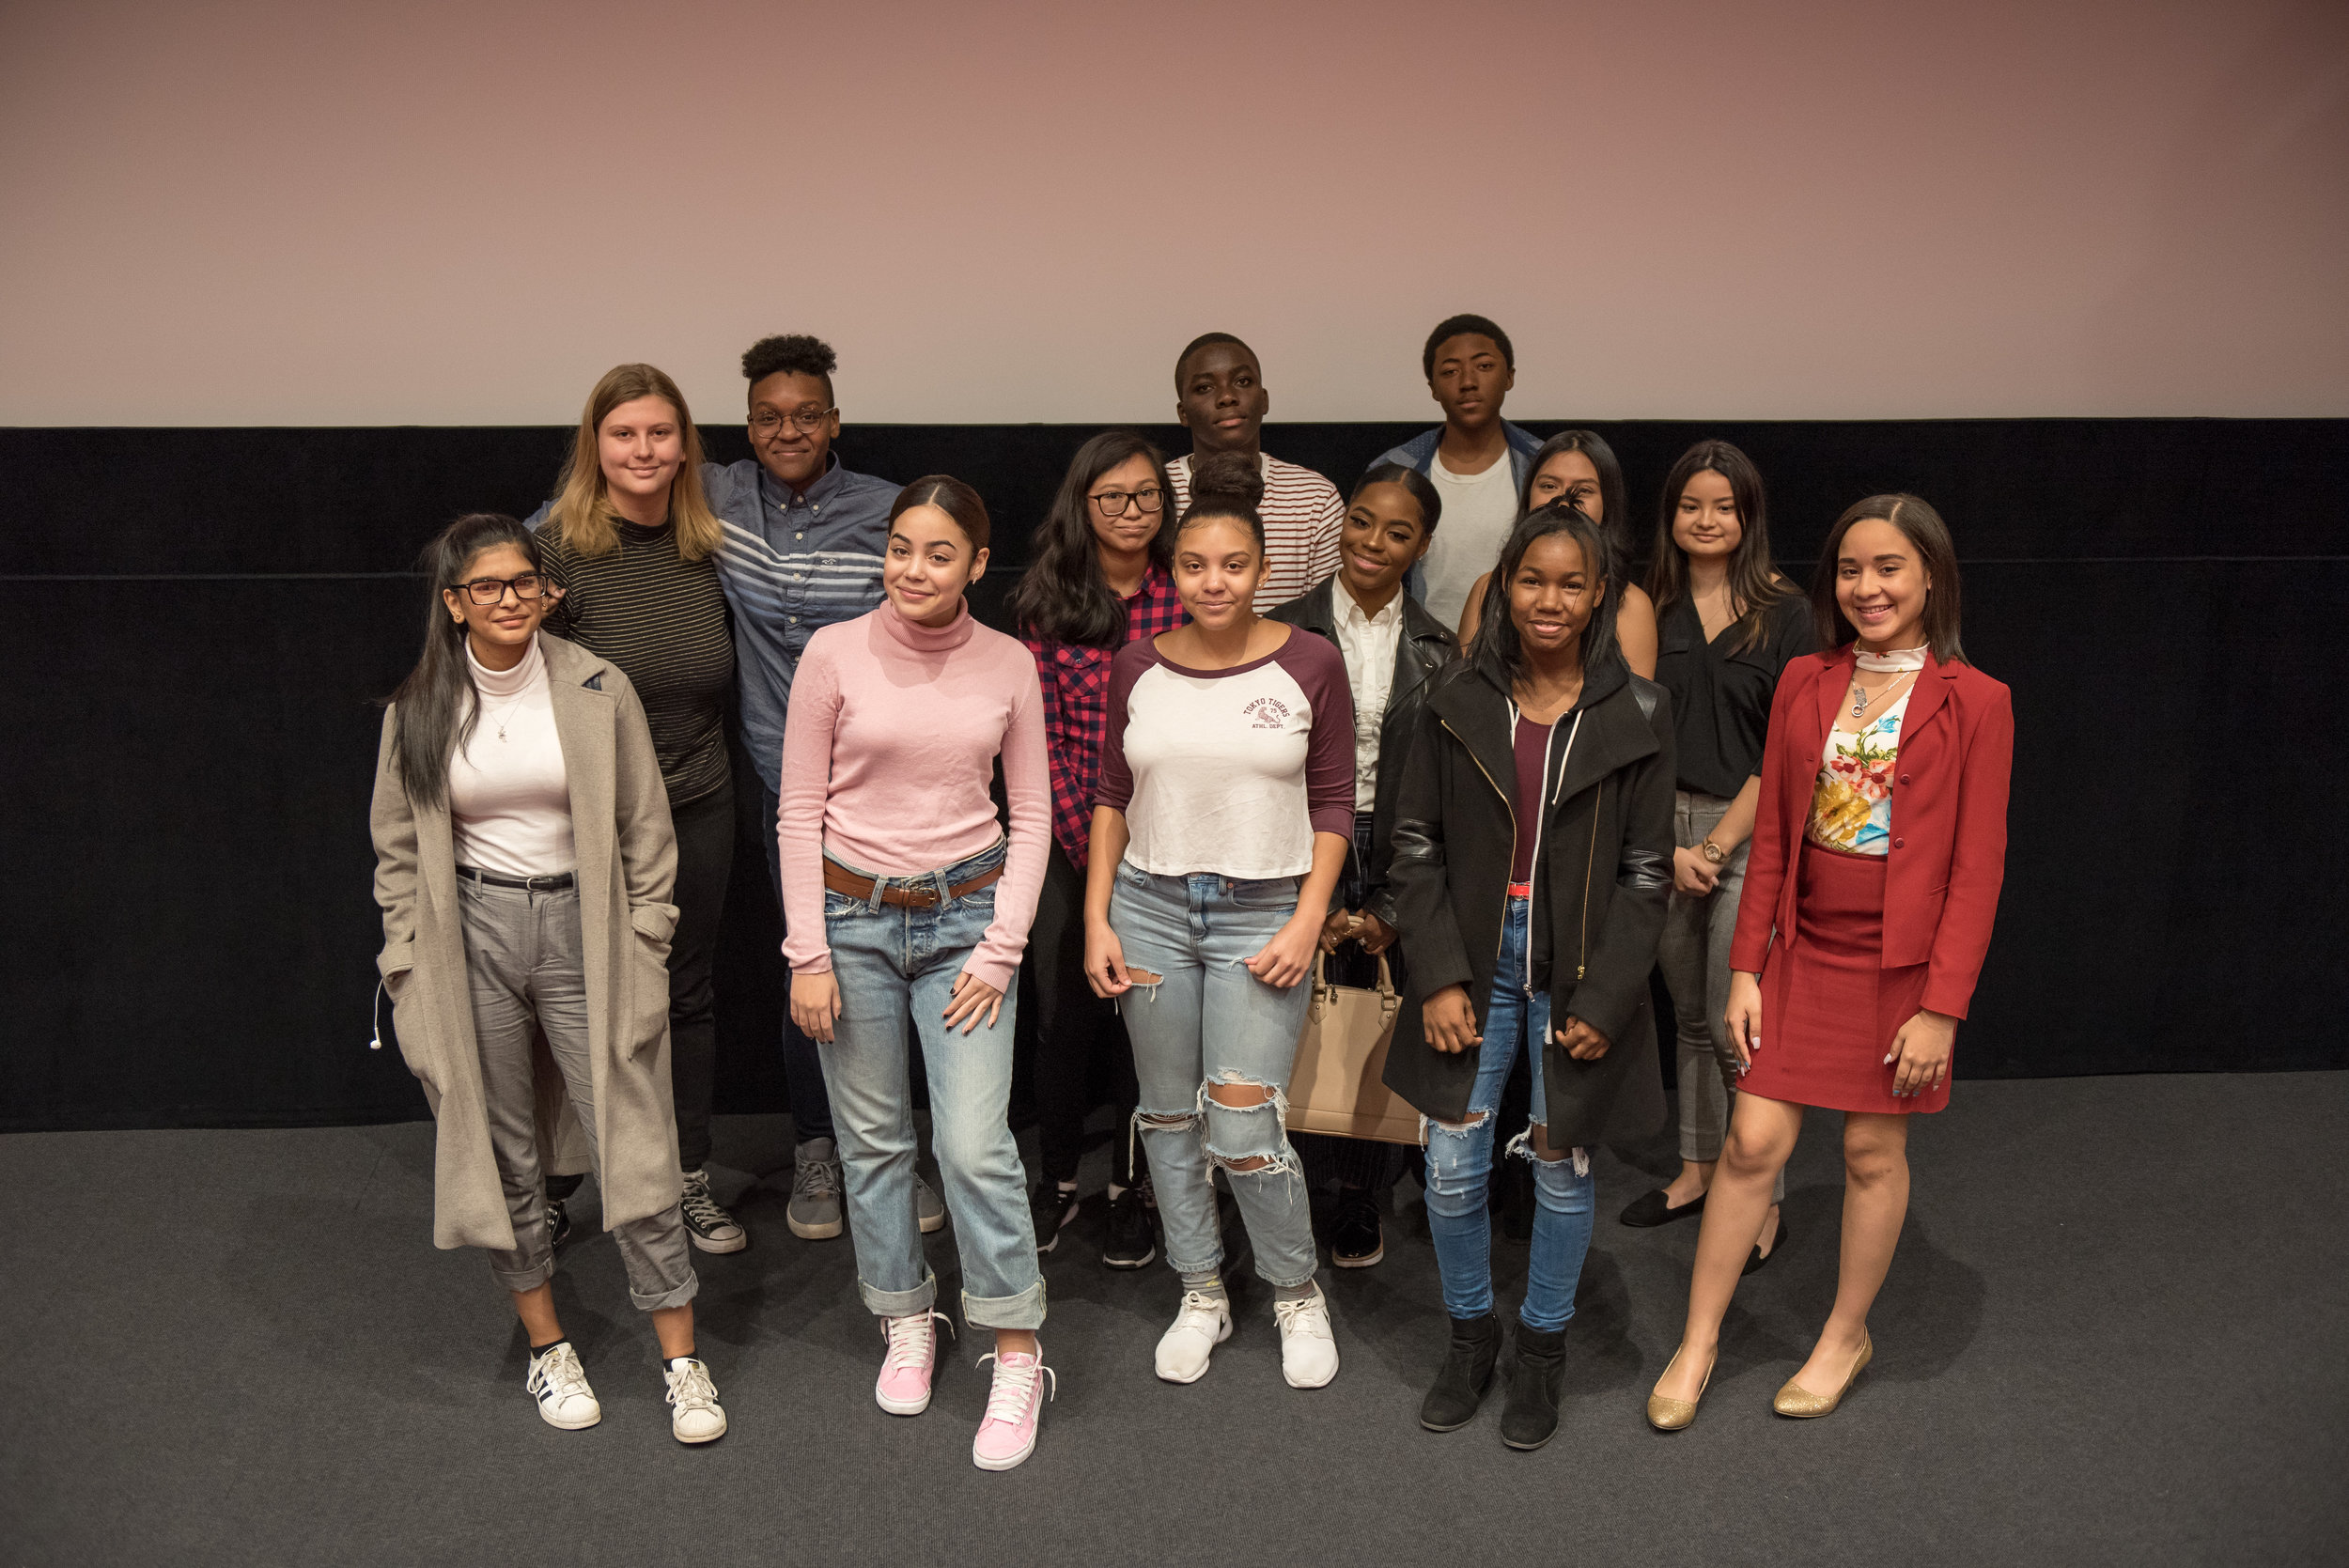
[1849,644,1927,719]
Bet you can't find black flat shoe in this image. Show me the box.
[1618,1188,1706,1228]
[1743,1214,1787,1276]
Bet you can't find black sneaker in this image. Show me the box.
[1101,1186,1158,1269]
[1029,1181,1080,1254]
[1330,1190,1385,1268]
[547,1197,573,1251]
[679,1168,748,1254]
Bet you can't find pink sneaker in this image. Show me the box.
[972,1348,1054,1471]
[875,1311,954,1416]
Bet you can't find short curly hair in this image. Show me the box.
[740,334,837,402]
[1422,314,1513,380]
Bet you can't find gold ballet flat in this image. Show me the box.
[1773,1333,1874,1418]
[1646,1347,1716,1431]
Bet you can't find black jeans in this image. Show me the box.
[668,777,735,1172]
[1031,840,1137,1188]
[759,782,838,1145]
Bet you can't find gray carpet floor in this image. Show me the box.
[4,1073,2343,1568]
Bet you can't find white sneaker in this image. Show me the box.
[1274,1287,1340,1389]
[524,1342,601,1430]
[664,1357,728,1444]
[1154,1290,1233,1384]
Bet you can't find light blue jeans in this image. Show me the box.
[1423,896,1596,1332]
[818,839,1044,1330]
[1112,861,1320,1289]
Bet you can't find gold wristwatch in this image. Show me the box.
[1699,840,1729,866]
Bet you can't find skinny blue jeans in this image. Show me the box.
[817,839,1044,1330]
[1112,861,1320,1290]
[1422,895,1596,1332]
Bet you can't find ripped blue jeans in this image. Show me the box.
[1423,895,1596,1332]
[1112,861,1320,1289]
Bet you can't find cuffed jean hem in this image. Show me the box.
[630,1271,701,1313]
[962,1278,1048,1332]
[859,1268,940,1320]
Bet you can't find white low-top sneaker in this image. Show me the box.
[525,1342,601,1430]
[664,1357,728,1444]
[1274,1288,1340,1389]
[1154,1290,1233,1384]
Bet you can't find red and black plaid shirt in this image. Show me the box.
[1020,566,1189,870]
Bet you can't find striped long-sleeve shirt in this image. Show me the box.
[700,456,899,796]
[535,518,735,804]
[1167,451,1346,612]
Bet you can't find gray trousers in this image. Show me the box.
[459,877,698,1312]
[1654,792,1784,1201]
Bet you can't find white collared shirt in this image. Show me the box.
[1331,583,1405,812]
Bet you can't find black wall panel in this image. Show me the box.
[3,419,2341,1129]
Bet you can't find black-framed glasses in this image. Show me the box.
[1089,486,1164,518]
[455,573,550,605]
[751,406,837,435]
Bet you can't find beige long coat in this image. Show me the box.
[369,633,681,1251]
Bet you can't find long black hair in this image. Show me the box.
[382,513,545,805]
[1466,503,1620,687]
[1007,430,1176,645]
[1520,429,1631,582]
[1642,438,1792,655]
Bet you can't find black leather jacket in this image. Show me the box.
[1380,654,1676,1146]
[1268,577,1456,916]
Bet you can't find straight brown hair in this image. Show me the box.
[1812,493,1967,663]
[548,363,724,561]
[891,474,990,551]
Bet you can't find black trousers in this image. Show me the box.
[667,776,735,1172]
[758,781,837,1145]
[1032,841,1138,1188]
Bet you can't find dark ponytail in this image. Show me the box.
[381,513,544,806]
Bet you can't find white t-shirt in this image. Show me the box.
[1423,449,1521,632]
[1096,629,1357,878]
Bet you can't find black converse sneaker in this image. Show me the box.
[525,1342,601,1430]
[679,1169,747,1253]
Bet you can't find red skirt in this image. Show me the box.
[1741,841,1945,1115]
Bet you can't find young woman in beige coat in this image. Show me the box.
[370,511,725,1442]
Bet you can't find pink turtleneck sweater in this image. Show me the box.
[778,598,1050,994]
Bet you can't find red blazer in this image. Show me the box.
[1729,648,2014,1019]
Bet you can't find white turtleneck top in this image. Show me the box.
[448,633,576,877]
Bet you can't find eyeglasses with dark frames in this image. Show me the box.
[455,573,551,605]
[1089,486,1165,518]
[750,406,838,435]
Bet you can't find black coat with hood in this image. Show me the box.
[1268,576,1456,911]
[1379,652,1675,1148]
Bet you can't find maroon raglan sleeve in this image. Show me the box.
[1094,640,1151,816]
[1278,631,1357,840]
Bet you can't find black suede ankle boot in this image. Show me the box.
[1419,1312,1502,1432]
[1501,1322,1568,1450]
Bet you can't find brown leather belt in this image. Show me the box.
[823,858,1004,908]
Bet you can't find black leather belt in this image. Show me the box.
[458,866,576,892]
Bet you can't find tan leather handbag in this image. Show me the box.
[1285,952,1422,1144]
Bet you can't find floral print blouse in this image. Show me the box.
[1806,691,1911,855]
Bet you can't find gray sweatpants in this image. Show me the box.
[459,877,697,1312]
[1654,791,1785,1202]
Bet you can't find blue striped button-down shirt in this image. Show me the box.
[703,455,897,793]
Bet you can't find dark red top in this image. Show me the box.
[1729,648,2014,1019]
[1510,716,1548,884]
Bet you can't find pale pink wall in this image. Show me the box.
[3,0,2343,426]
